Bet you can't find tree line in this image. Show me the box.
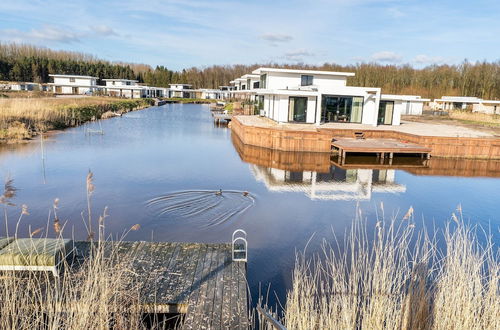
[1,43,499,99]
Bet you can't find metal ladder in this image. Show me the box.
[232,229,247,262]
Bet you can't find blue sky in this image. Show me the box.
[1,0,499,70]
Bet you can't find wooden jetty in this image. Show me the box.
[73,241,249,329]
[213,113,232,124]
[332,138,432,165]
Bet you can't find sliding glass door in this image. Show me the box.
[288,97,307,122]
[378,101,394,125]
[321,95,364,123]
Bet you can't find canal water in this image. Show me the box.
[1,104,499,307]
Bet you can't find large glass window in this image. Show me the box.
[288,97,307,122]
[321,95,364,123]
[301,75,313,86]
[253,81,260,89]
[378,100,394,125]
[247,79,251,89]
[260,74,267,89]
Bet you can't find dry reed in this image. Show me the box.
[0,175,175,329]
[263,208,499,330]
[449,110,500,126]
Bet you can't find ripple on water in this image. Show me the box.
[145,190,255,227]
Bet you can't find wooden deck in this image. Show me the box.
[332,138,432,160]
[213,113,232,124]
[73,241,249,329]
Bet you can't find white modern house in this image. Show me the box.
[251,67,384,126]
[103,78,145,98]
[431,96,482,110]
[473,100,500,114]
[250,165,406,201]
[48,74,100,95]
[168,84,195,98]
[381,94,431,119]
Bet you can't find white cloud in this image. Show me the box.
[283,49,315,62]
[91,25,118,37]
[413,54,447,65]
[2,25,81,43]
[260,33,293,45]
[371,51,403,63]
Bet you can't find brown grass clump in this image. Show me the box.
[263,208,500,330]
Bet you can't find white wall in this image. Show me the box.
[53,77,95,86]
[265,72,348,90]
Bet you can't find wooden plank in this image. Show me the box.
[229,256,240,329]
[210,245,226,329]
[221,247,233,329]
[182,244,208,329]
[189,244,217,329]
[235,260,249,329]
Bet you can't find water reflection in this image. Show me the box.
[251,165,405,201]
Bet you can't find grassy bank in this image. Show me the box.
[260,210,499,329]
[0,97,154,143]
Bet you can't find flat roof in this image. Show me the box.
[252,67,355,77]
[382,94,431,102]
[169,83,192,86]
[102,78,138,82]
[434,97,481,103]
[479,100,500,104]
[49,74,98,79]
[241,74,260,79]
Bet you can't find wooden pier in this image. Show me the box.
[73,241,249,329]
[331,138,432,165]
[213,113,232,124]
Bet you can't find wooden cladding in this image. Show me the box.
[231,117,500,159]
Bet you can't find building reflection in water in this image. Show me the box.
[250,165,406,201]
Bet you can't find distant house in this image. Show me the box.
[431,96,482,111]
[251,67,384,126]
[0,81,40,91]
[381,94,431,118]
[103,78,144,98]
[473,100,500,115]
[168,84,194,98]
[49,74,100,95]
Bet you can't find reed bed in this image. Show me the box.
[260,208,499,330]
[0,174,178,329]
[449,110,500,126]
[0,97,154,142]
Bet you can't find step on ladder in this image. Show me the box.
[232,229,247,262]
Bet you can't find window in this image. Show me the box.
[321,95,364,123]
[69,77,75,83]
[288,97,308,122]
[126,81,131,85]
[260,74,267,89]
[247,79,251,89]
[301,75,313,86]
[241,84,246,90]
[253,81,260,89]
[378,101,394,125]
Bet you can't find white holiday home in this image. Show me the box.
[103,78,144,98]
[473,100,500,114]
[252,68,385,126]
[380,95,431,120]
[49,74,100,95]
[431,96,482,110]
[168,84,195,98]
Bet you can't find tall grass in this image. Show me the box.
[0,174,165,329]
[0,97,154,142]
[449,110,500,126]
[262,208,499,329]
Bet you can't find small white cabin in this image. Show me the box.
[432,96,482,111]
[473,100,500,115]
[381,94,431,118]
